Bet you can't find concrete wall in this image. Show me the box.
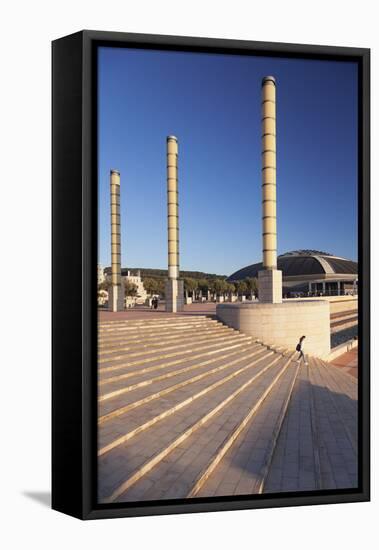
[217,300,330,359]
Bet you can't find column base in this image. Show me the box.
[165,279,184,313]
[108,283,125,312]
[258,269,282,304]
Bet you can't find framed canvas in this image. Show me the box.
[52,30,370,520]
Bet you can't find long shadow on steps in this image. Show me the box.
[248,371,357,495]
[190,371,358,499]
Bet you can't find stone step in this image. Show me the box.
[99,340,260,403]
[99,334,253,376]
[98,352,287,503]
[98,347,275,456]
[192,355,299,498]
[264,359,322,493]
[330,315,358,326]
[99,315,209,327]
[98,345,268,421]
[97,315,358,501]
[99,325,222,339]
[313,359,357,453]
[265,344,289,355]
[99,323,230,342]
[98,344,264,403]
[98,330,247,364]
[307,357,357,489]
[98,325,235,352]
[99,319,219,334]
[330,318,358,334]
[330,310,358,321]
[99,340,258,392]
[324,359,358,388]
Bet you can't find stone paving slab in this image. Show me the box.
[314,360,357,448]
[265,363,319,493]
[113,358,290,503]
[330,349,358,379]
[98,355,285,502]
[309,359,357,488]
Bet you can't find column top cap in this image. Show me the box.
[167,135,178,141]
[110,169,120,175]
[262,76,276,86]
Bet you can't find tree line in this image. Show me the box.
[180,277,258,299]
[103,267,228,280]
[98,275,258,299]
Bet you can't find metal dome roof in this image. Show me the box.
[228,250,357,281]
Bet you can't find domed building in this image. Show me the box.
[228,250,358,297]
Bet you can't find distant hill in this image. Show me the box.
[103,267,228,280]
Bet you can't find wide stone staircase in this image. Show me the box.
[98,315,357,503]
[330,309,358,333]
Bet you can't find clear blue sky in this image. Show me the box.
[98,47,358,275]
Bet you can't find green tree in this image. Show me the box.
[197,278,209,294]
[226,282,235,296]
[211,278,228,297]
[124,280,138,297]
[155,278,166,298]
[142,277,159,296]
[245,277,258,298]
[184,277,198,299]
[235,280,248,297]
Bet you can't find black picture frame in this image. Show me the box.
[52,30,370,520]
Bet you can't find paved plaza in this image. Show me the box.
[331,349,358,379]
[97,312,358,503]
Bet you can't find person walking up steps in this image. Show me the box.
[296,335,308,365]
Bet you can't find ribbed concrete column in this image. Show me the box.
[262,76,277,269]
[167,136,179,280]
[165,136,183,312]
[110,170,121,286]
[258,76,282,303]
[109,169,124,311]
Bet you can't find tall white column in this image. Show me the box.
[108,169,124,312]
[258,76,282,303]
[165,136,183,312]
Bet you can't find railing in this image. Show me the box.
[287,289,358,298]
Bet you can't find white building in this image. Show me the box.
[124,270,148,305]
[97,264,105,285]
[102,268,148,307]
